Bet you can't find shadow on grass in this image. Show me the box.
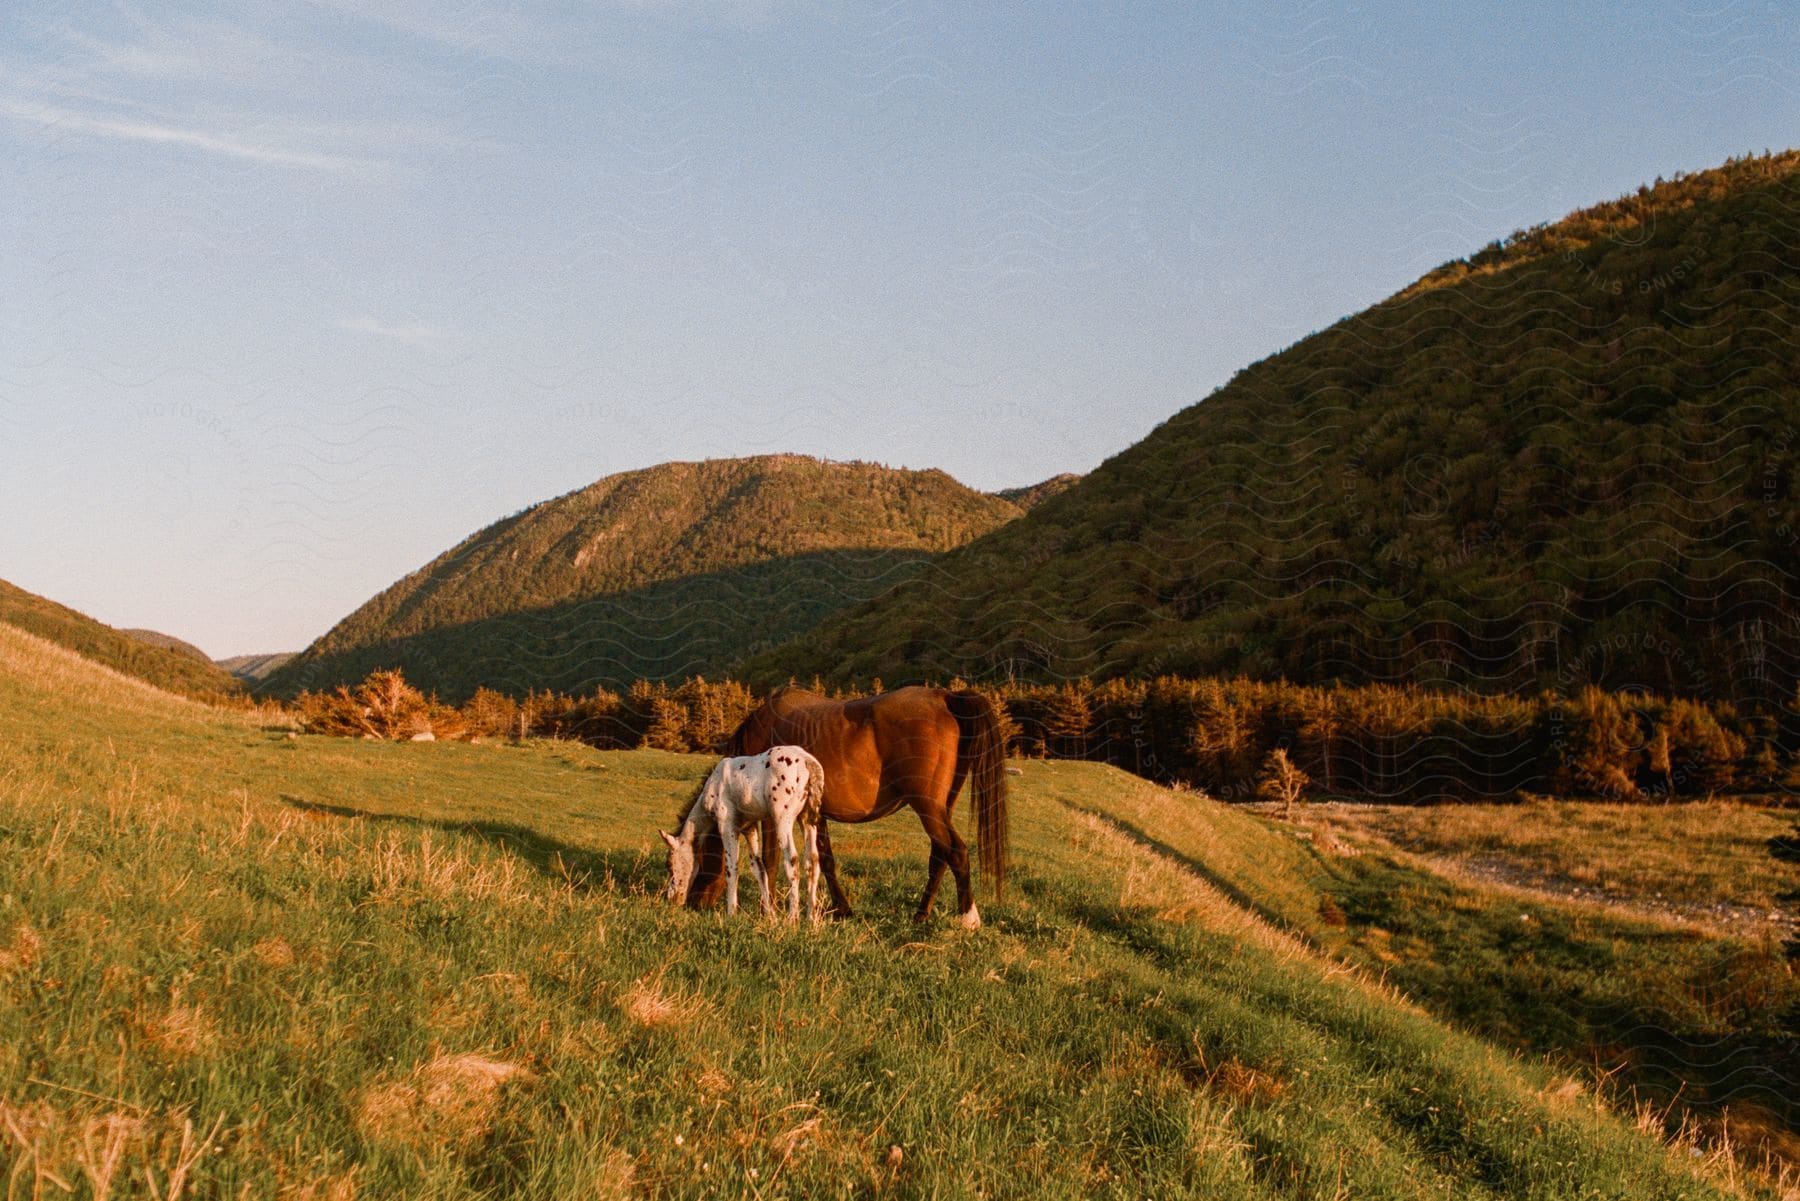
[1772,820,1800,959]
[1060,802,1287,931]
[276,794,940,933]
[1328,852,1800,1156]
[279,794,660,894]
[1064,797,1800,1156]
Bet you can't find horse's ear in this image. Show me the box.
[660,829,679,848]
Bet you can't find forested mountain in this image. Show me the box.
[995,473,1082,510]
[0,579,241,699]
[265,455,1021,700]
[747,152,1800,708]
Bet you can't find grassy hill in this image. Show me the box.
[266,455,1021,701]
[122,628,213,663]
[748,152,1800,707]
[0,577,240,699]
[1,621,1790,1196]
[218,651,296,682]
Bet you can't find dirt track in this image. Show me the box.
[1243,799,1798,941]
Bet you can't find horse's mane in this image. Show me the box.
[723,688,805,755]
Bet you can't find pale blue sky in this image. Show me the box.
[3,2,1797,655]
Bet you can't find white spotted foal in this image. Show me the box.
[662,746,826,921]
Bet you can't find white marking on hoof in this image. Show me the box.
[960,904,982,930]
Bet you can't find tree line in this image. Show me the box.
[296,669,1797,804]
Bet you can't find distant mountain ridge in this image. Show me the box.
[746,151,1800,707]
[219,652,295,682]
[265,455,1022,700]
[0,579,241,699]
[995,473,1081,510]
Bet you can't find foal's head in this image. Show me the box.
[660,827,697,904]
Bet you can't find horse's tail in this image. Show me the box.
[946,690,1009,901]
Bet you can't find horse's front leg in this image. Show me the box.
[745,824,775,917]
[721,815,740,916]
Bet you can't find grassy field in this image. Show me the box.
[1078,785,1799,1170]
[1293,799,1796,919]
[0,623,1793,1199]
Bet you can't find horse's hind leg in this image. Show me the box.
[759,816,779,902]
[815,822,854,919]
[912,808,976,927]
[914,843,948,922]
[945,823,979,929]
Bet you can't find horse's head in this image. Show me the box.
[660,828,697,904]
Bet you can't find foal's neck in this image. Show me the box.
[680,804,717,844]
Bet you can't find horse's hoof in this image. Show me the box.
[959,904,982,931]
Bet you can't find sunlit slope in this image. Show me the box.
[751,152,1800,706]
[266,455,1021,701]
[1062,766,1799,1157]
[218,651,295,682]
[0,626,1747,1198]
[0,576,240,699]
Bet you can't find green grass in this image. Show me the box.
[1061,777,1800,1173]
[0,625,1776,1198]
[1307,799,1797,915]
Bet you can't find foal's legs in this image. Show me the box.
[804,821,822,923]
[743,824,775,917]
[775,818,801,922]
[720,814,740,916]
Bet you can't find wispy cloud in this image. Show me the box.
[1,96,370,170]
[300,0,822,68]
[335,316,454,346]
[58,30,204,77]
[0,8,502,174]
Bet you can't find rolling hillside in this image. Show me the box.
[749,152,1800,707]
[218,651,296,682]
[0,620,1782,1197]
[266,455,1021,700]
[995,472,1082,510]
[122,627,213,663]
[0,577,240,699]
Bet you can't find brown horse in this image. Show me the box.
[681,685,1008,927]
